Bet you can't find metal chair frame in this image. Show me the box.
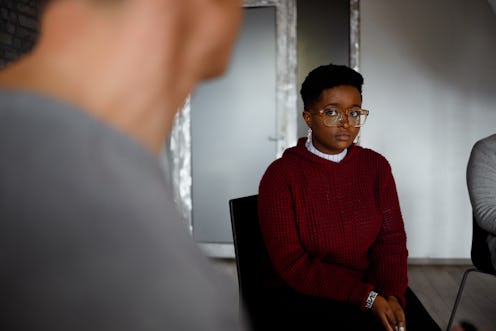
[445,216,496,331]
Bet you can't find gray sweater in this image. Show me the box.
[467,133,496,269]
[0,90,245,331]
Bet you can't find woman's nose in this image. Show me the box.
[338,114,350,128]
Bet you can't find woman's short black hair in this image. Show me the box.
[300,63,364,109]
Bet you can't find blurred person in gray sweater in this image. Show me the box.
[0,0,245,330]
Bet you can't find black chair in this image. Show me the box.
[470,215,496,274]
[228,194,295,330]
[446,215,496,331]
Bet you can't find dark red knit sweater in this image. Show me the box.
[258,138,408,309]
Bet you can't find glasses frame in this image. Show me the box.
[308,108,369,128]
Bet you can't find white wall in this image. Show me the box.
[361,0,496,259]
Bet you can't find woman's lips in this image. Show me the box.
[335,133,351,141]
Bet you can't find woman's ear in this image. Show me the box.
[302,111,312,128]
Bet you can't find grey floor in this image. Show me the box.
[408,265,496,331]
[210,259,496,331]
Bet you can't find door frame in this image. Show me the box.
[164,0,360,257]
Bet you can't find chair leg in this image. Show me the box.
[445,268,476,331]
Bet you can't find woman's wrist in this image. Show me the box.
[365,290,378,310]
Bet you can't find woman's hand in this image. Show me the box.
[387,296,406,331]
[371,295,406,331]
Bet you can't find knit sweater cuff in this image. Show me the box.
[349,283,375,311]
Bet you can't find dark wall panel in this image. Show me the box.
[296,0,350,137]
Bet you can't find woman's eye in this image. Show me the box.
[324,109,338,116]
[349,110,360,117]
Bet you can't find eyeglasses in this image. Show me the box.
[308,107,369,127]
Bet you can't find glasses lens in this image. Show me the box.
[323,116,339,126]
[350,113,368,127]
[356,111,368,127]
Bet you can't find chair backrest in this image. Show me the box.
[228,195,289,306]
[471,214,496,274]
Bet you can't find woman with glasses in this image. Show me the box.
[257,63,440,331]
